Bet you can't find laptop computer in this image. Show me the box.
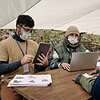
[68,52,100,72]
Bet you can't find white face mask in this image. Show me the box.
[68,36,78,44]
[20,31,31,40]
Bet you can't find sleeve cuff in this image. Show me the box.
[75,74,83,84]
[58,63,62,68]
[17,60,22,66]
[96,70,100,74]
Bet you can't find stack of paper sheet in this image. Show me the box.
[96,62,100,68]
[7,74,52,87]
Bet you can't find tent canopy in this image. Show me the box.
[0,0,41,28]
[1,0,100,35]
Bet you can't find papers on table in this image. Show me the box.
[96,62,100,68]
[7,74,52,87]
[82,73,93,78]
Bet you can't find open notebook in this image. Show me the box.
[68,52,100,72]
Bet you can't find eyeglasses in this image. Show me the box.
[19,25,33,33]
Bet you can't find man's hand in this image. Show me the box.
[87,70,100,77]
[21,55,34,65]
[35,53,49,66]
[60,63,71,71]
[87,70,96,76]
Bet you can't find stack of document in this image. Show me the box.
[7,74,52,87]
[96,62,100,68]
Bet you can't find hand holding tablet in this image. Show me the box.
[33,42,50,64]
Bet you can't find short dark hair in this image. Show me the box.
[16,15,35,28]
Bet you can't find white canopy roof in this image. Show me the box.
[0,0,40,28]
[1,0,100,35]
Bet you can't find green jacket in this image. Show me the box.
[49,39,87,69]
[76,74,96,94]
[75,70,100,94]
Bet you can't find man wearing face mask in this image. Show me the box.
[49,25,89,70]
[0,15,48,100]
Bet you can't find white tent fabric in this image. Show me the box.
[1,0,100,35]
[57,9,100,35]
[0,0,40,28]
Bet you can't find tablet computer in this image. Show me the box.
[33,42,50,63]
